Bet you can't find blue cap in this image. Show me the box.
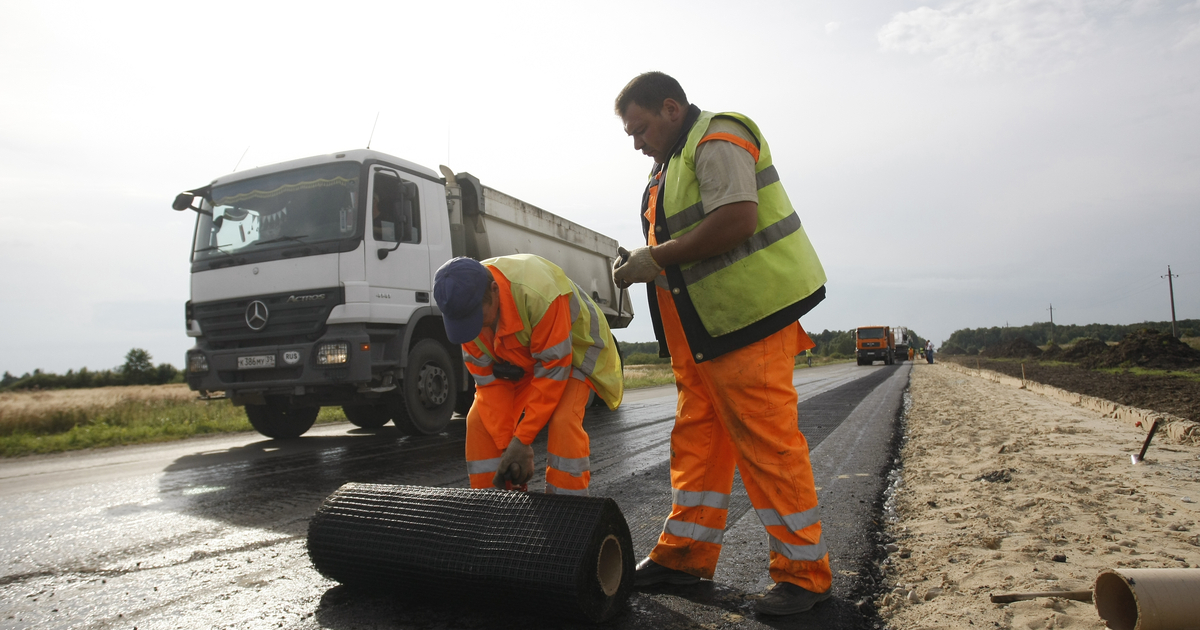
[434,257,493,344]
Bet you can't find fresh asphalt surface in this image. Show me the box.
[0,361,910,629]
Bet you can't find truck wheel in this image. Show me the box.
[245,398,318,439]
[342,404,391,429]
[393,339,457,435]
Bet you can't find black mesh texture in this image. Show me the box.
[307,483,634,622]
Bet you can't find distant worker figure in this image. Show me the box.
[805,349,813,367]
[611,71,831,616]
[908,345,915,361]
[433,255,623,495]
[925,340,934,364]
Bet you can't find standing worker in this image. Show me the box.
[925,340,934,364]
[611,71,831,616]
[434,254,623,495]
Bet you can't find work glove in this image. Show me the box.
[493,436,535,489]
[612,246,662,287]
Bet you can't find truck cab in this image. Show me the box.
[855,325,894,366]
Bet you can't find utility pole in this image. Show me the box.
[1162,266,1179,338]
[1047,304,1055,344]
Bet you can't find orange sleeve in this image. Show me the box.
[513,293,575,445]
[698,132,760,162]
[463,337,519,450]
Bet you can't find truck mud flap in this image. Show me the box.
[307,483,634,623]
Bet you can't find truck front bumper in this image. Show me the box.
[186,329,373,404]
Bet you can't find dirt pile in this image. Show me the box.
[980,337,1043,359]
[1061,338,1110,362]
[945,357,1200,422]
[1080,329,1200,370]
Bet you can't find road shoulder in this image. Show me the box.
[881,362,1200,629]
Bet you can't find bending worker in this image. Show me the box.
[611,72,831,616]
[434,254,623,495]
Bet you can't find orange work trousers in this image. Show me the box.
[464,375,592,495]
[648,286,832,593]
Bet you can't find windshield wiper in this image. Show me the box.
[254,234,308,246]
[195,245,233,257]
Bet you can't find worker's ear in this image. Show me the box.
[661,98,682,121]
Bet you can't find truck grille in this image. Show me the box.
[193,287,344,349]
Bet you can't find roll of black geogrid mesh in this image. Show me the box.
[307,483,634,623]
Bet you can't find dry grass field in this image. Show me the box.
[0,384,341,456]
[0,383,195,416]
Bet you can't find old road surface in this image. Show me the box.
[0,361,910,630]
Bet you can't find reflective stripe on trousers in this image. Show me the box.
[648,285,832,592]
[464,375,592,495]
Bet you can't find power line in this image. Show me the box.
[1163,266,1180,338]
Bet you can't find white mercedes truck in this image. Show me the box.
[173,150,633,439]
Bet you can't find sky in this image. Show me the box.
[1,0,1198,375]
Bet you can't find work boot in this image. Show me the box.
[753,581,831,616]
[633,558,702,587]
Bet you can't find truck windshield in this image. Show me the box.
[193,163,360,263]
[858,328,887,339]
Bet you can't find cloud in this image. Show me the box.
[1177,20,1200,48]
[876,0,1170,74]
[826,22,841,34]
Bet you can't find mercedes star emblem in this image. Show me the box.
[245,300,269,331]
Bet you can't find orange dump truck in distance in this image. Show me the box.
[856,326,894,366]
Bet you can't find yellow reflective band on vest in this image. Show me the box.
[482,254,624,410]
[662,111,826,337]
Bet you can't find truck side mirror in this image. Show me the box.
[172,192,195,211]
[377,243,401,260]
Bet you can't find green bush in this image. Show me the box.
[624,352,669,365]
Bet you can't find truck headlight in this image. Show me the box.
[188,353,209,373]
[317,342,349,365]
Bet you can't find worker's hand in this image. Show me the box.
[493,436,535,489]
[612,246,662,286]
[612,247,632,290]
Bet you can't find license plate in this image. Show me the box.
[237,355,276,370]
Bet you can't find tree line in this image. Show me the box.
[940,319,1200,356]
[1,349,182,391]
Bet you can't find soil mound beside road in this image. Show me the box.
[945,357,1200,422]
[1060,338,1110,362]
[981,337,1043,359]
[1080,329,1200,371]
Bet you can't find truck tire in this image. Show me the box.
[245,398,319,439]
[342,404,391,429]
[392,339,457,435]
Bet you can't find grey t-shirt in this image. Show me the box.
[694,117,759,214]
